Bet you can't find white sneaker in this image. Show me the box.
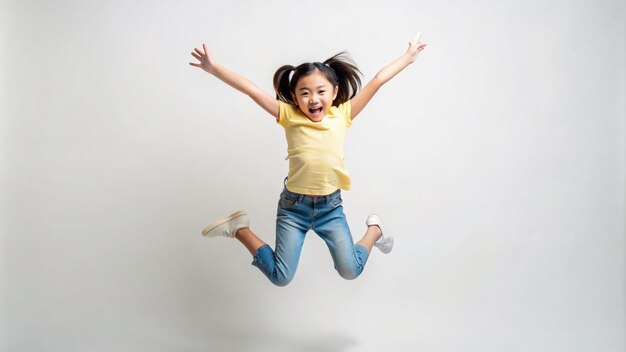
[202,210,250,238]
[366,214,393,254]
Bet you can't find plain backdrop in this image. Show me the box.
[1,0,624,351]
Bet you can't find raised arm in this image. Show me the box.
[190,43,279,118]
[350,33,427,120]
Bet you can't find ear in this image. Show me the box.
[333,86,339,100]
[291,92,298,104]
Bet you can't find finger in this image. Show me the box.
[189,62,200,67]
[413,32,422,45]
[203,43,209,55]
[191,52,201,60]
[194,48,204,56]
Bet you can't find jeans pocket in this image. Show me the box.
[279,196,297,209]
[329,196,343,208]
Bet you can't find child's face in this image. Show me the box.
[292,70,338,122]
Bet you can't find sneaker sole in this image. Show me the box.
[202,210,247,237]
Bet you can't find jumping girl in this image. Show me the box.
[190,34,426,286]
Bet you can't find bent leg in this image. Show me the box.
[315,204,369,280]
[252,196,310,286]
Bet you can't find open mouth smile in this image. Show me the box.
[309,107,323,114]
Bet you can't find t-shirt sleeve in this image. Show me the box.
[341,101,352,127]
[277,101,290,126]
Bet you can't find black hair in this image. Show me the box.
[273,52,362,107]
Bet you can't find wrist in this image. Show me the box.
[207,63,222,76]
[402,52,414,65]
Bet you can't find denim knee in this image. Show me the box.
[337,267,361,281]
[335,244,369,280]
[270,274,294,287]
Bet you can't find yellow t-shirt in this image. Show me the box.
[277,101,352,195]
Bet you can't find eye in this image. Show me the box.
[319,90,326,94]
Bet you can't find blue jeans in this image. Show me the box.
[252,187,369,286]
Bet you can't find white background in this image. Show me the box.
[1,0,624,351]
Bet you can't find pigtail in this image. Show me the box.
[324,52,362,105]
[273,65,296,105]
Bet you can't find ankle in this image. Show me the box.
[367,224,382,238]
[234,227,250,239]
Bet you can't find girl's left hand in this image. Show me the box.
[406,33,427,63]
[190,43,218,75]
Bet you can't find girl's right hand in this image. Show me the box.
[189,43,217,74]
[405,33,427,64]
